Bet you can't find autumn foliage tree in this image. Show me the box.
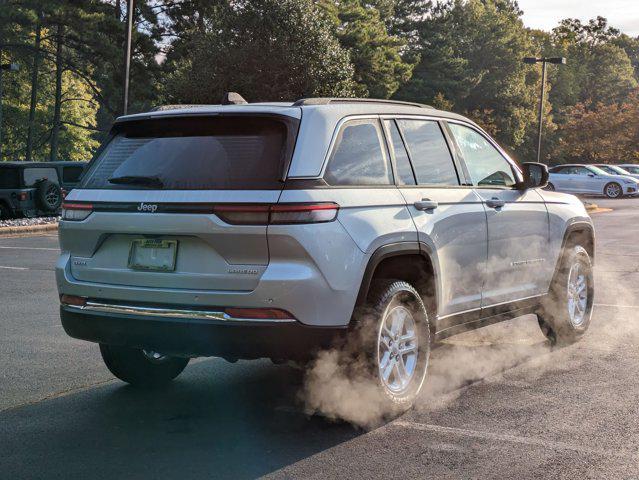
[554,89,639,164]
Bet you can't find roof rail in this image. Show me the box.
[292,98,433,109]
[150,104,213,112]
[150,92,248,112]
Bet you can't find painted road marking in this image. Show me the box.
[391,420,635,459]
[594,303,639,308]
[0,265,28,270]
[0,246,58,251]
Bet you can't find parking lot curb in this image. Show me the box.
[0,223,58,236]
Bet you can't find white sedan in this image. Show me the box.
[593,164,639,181]
[619,164,639,175]
[547,164,639,198]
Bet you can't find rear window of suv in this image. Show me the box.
[80,116,294,190]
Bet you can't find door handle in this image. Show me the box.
[414,199,438,211]
[485,197,505,209]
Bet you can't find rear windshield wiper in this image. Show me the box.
[108,175,164,188]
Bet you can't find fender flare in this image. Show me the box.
[561,221,595,263]
[355,242,441,312]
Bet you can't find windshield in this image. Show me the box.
[597,165,617,174]
[80,116,295,190]
[587,165,610,176]
[607,165,632,175]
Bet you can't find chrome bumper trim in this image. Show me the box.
[64,301,296,323]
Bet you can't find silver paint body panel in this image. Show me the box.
[57,103,593,332]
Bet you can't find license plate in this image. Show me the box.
[128,239,178,271]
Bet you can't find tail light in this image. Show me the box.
[18,192,28,202]
[61,202,93,221]
[213,203,339,225]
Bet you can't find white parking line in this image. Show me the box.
[0,265,28,270]
[594,303,639,309]
[391,420,633,459]
[0,246,58,251]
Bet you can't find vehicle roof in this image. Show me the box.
[115,99,474,178]
[0,161,87,168]
[115,100,469,124]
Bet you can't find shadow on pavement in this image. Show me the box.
[1,317,555,480]
[2,360,360,480]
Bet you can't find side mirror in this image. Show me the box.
[520,162,548,189]
[588,173,595,177]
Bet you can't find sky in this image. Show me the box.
[517,0,639,36]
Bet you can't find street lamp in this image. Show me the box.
[123,0,134,115]
[523,56,566,164]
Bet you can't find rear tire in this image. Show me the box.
[537,245,593,345]
[604,182,622,199]
[354,280,431,412]
[545,182,555,191]
[99,344,189,387]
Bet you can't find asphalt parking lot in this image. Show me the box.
[1,197,639,479]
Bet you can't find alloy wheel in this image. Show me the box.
[377,305,419,393]
[567,262,588,327]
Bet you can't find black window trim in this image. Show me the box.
[380,118,416,186]
[321,116,395,187]
[443,119,524,190]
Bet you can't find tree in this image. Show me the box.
[0,1,163,161]
[163,0,357,103]
[548,17,637,110]
[318,0,415,98]
[554,89,639,164]
[395,0,542,158]
[613,34,639,82]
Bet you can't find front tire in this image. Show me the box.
[538,245,594,345]
[99,344,189,387]
[545,182,555,191]
[604,182,622,198]
[359,280,431,410]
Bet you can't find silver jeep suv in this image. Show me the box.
[56,97,594,407]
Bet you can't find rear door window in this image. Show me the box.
[23,168,60,186]
[396,120,459,186]
[81,116,294,190]
[324,119,392,186]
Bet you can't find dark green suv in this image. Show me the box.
[0,161,87,219]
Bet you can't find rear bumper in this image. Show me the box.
[60,305,346,360]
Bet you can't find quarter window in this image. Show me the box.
[324,120,392,186]
[448,123,516,187]
[396,120,458,186]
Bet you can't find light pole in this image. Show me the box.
[0,62,19,160]
[123,0,134,115]
[523,56,566,164]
